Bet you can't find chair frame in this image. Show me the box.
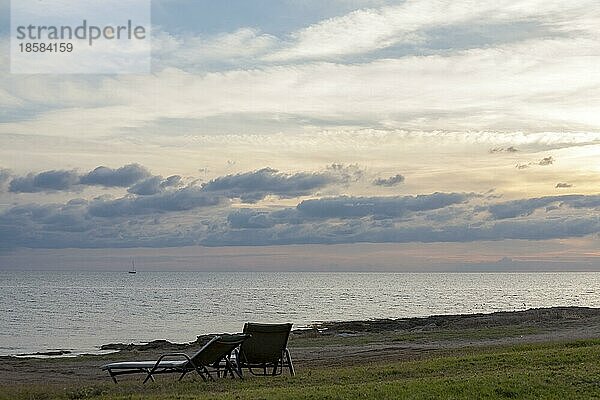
[101,335,247,384]
[233,323,295,377]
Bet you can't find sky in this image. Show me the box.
[0,0,599,271]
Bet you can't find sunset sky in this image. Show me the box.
[1,0,599,271]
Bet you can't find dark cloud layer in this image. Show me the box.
[228,210,275,229]
[5,164,355,199]
[88,187,223,217]
[79,164,151,188]
[202,215,600,247]
[486,194,600,219]
[296,193,472,219]
[2,191,600,249]
[7,164,152,193]
[9,170,80,193]
[0,201,201,249]
[202,167,341,203]
[2,163,600,250]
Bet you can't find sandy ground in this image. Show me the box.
[1,307,599,386]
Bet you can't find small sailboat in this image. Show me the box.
[129,260,137,274]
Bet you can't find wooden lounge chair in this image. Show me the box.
[233,323,295,376]
[101,334,249,383]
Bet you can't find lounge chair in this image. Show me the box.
[101,334,249,383]
[233,323,295,376]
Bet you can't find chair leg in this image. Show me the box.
[202,365,215,382]
[194,368,208,382]
[285,349,295,376]
[143,368,156,384]
[226,359,243,379]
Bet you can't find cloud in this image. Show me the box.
[0,190,478,249]
[127,175,182,196]
[266,0,596,61]
[373,174,405,187]
[0,201,92,249]
[0,168,11,187]
[2,0,600,146]
[487,197,562,219]
[204,214,600,247]
[88,186,224,217]
[153,28,278,71]
[80,164,152,188]
[7,164,154,193]
[162,175,183,187]
[226,193,475,229]
[326,163,365,183]
[127,177,163,196]
[564,195,600,209]
[556,182,573,188]
[296,192,473,219]
[207,192,600,246]
[9,170,80,193]
[489,146,518,153]
[4,30,600,138]
[0,200,204,249]
[228,209,276,229]
[208,192,600,246]
[486,194,600,219]
[201,167,346,203]
[539,156,554,166]
[354,216,600,244]
[513,155,556,170]
[4,164,354,201]
[2,187,600,249]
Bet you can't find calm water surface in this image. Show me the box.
[1,271,599,356]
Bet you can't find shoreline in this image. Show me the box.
[10,306,599,359]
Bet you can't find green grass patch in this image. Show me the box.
[2,339,600,400]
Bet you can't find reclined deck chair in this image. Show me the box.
[233,323,295,376]
[101,334,249,383]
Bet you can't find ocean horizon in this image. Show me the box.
[2,270,599,357]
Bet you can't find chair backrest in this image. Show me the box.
[188,334,249,367]
[239,323,293,364]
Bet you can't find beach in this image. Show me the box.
[2,306,600,399]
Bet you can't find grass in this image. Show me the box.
[289,325,541,347]
[2,339,600,400]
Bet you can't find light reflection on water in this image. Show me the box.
[1,271,599,355]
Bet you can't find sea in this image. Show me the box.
[1,271,599,357]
